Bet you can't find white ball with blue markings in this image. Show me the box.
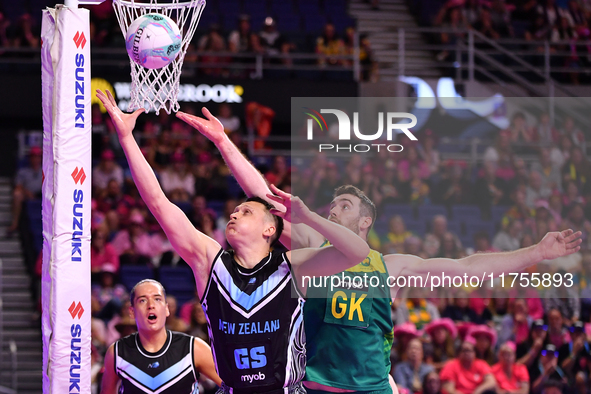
[126,13,182,69]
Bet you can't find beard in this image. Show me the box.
[330,216,360,235]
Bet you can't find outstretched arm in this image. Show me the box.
[385,230,582,278]
[270,186,369,288]
[96,91,221,298]
[176,109,324,249]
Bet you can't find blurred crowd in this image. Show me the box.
[10,100,591,393]
[430,0,591,83]
[0,1,376,81]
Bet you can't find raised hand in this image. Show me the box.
[537,229,582,261]
[266,184,311,224]
[96,89,144,140]
[176,108,226,145]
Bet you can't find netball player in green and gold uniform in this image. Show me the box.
[176,108,582,394]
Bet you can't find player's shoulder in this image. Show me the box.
[117,332,139,349]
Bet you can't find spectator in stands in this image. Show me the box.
[493,219,524,251]
[562,147,589,190]
[526,14,553,42]
[11,13,39,48]
[407,166,431,206]
[490,0,514,37]
[8,146,42,236]
[558,321,591,384]
[192,208,227,249]
[110,209,166,266]
[529,344,569,393]
[442,292,486,324]
[105,300,134,346]
[91,263,128,322]
[545,308,572,349]
[579,250,591,322]
[93,149,124,195]
[473,231,498,253]
[382,215,414,254]
[199,26,231,78]
[532,112,560,144]
[350,31,378,82]
[467,325,497,365]
[423,318,458,371]
[502,189,535,230]
[417,129,441,177]
[548,192,564,226]
[517,319,548,368]
[437,232,466,259]
[551,134,573,169]
[459,0,483,26]
[544,275,581,326]
[396,288,440,329]
[245,101,275,151]
[215,103,241,135]
[265,155,289,187]
[164,294,189,333]
[474,160,508,217]
[371,162,406,208]
[0,10,10,50]
[228,14,261,54]
[525,170,552,208]
[439,337,497,394]
[560,116,585,148]
[259,17,293,66]
[433,160,472,207]
[91,226,119,275]
[491,341,530,394]
[159,151,195,202]
[421,371,442,394]
[561,202,591,250]
[531,147,563,192]
[551,16,581,84]
[508,112,532,143]
[316,22,345,66]
[148,129,173,172]
[498,298,532,346]
[434,5,470,62]
[404,236,429,259]
[394,338,435,393]
[473,7,504,40]
[392,322,422,365]
[424,215,460,258]
[536,0,572,28]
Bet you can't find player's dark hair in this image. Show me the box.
[333,185,376,227]
[130,279,166,306]
[245,196,284,246]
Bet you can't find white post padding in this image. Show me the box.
[41,5,92,394]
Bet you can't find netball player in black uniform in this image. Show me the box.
[101,279,221,393]
[96,90,370,394]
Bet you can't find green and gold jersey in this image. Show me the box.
[304,242,394,391]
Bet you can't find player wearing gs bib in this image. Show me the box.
[97,91,370,394]
[202,249,305,393]
[304,244,393,393]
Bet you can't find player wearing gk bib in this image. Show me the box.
[180,107,583,394]
[202,249,305,393]
[97,90,371,394]
[101,280,221,394]
[305,245,393,392]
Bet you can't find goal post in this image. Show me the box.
[41,2,103,393]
